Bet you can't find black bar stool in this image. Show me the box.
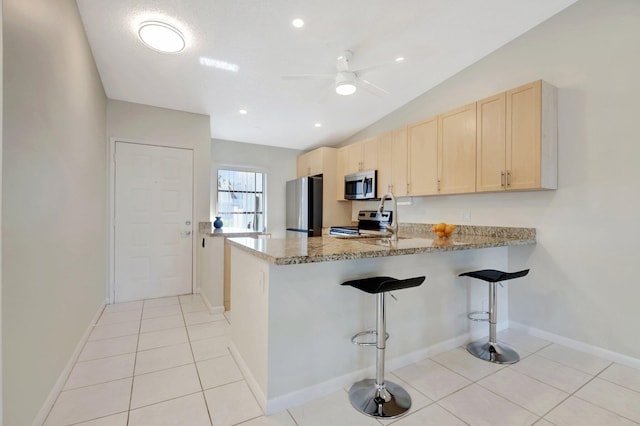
[341,275,425,418]
[459,269,529,364]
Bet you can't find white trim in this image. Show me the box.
[32,300,107,426]
[197,288,225,314]
[510,321,640,370]
[230,326,511,416]
[109,138,196,303]
[229,341,268,412]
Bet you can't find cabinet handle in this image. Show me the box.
[506,171,511,188]
[437,179,441,192]
[500,171,505,187]
[407,183,410,194]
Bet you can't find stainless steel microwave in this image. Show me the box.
[345,170,377,200]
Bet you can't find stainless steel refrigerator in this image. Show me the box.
[286,176,323,237]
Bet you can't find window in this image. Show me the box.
[217,169,266,231]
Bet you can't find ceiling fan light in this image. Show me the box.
[336,82,357,96]
[335,71,357,96]
[138,21,185,53]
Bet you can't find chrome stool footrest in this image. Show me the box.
[350,330,389,346]
[467,311,490,322]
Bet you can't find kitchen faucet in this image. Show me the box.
[377,192,398,242]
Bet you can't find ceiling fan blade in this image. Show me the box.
[281,74,334,80]
[357,77,390,96]
[352,59,400,75]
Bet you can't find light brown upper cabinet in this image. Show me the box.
[438,103,477,194]
[336,137,379,200]
[339,137,378,176]
[297,148,324,178]
[477,80,558,192]
[377,127,408,197]
[407,116,439,196]
[296,147,351,225]
[476,93,507,192]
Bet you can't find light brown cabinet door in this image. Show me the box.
[296,154,308,178]
[476,93,507,192]
[438,103,477,194]
[361,137,378,171]
[376,132,393,197]
[297,149,323,177]
[507,80,541,190]
[336,147,346,200]
[391,127,408,197]
[342,143,362,175]
[408,116,438,196]
[377,128,408,197]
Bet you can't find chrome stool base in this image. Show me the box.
[348,379,411,418]
[467,340,520,364]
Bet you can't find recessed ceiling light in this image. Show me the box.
[292,18,305,28]
[314,123,322,128]
[395,56,405,62]
[239,109,248,115]
[138,21,185,53]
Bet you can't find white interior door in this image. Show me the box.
[114,142,193,302]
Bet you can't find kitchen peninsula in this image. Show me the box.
[226,225,535,414]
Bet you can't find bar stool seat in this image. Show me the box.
[342,276,425,294]
[460,268,529,364]
[459,269,529,283]
[342,275,425,419]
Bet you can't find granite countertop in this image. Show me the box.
[199,222,263,238]
[226,224,536,265]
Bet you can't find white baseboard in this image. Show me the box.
[510,321,640,370]
[197,290,225,315]
[229,342,268,412]
[232,328,493,416]
[32,299,107,426]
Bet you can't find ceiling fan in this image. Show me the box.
[282,50,390,97]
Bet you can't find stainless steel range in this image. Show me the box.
[329,210,393,236]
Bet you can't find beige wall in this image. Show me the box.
[2,0,108,424]
[107,100,211,223]
[211,139,300,238]
[346,0,640,359]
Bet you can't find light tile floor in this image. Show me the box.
[44,294,640,425]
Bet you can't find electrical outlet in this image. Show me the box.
[459,210,471,222]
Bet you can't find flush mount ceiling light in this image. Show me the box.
[335,71,357,96]
[239,108,248,115]
[292,18,305,28]
[138,21,185,53]
[395,56,405,62]
[314,122,322,128]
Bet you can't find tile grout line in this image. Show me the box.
[424,343,557,423]
[40,305,111,425]
[223,313,270,424]
[181,295,215,426]
[567,371,640,425]
[125,303,145,426]
[480,343,629,423]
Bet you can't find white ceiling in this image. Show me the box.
[76,0,577,151]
